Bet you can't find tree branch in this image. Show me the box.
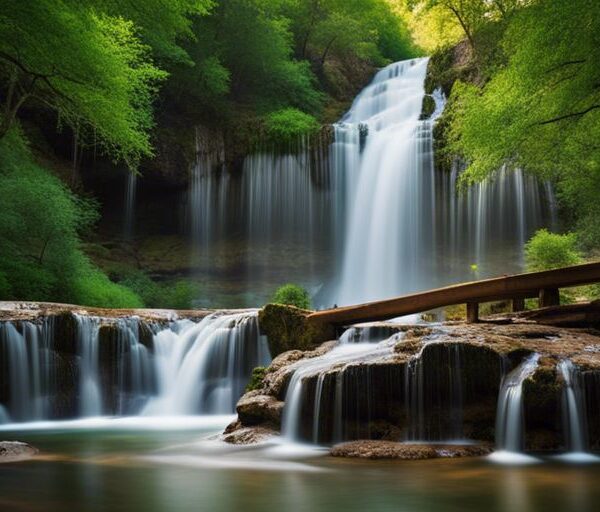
[538,105,600,125]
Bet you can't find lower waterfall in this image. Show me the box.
[282,331,398,443]
[495,354,540,455]
[143,312,270,415]
[0,311,270,424]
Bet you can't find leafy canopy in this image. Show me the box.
[0,0,169,168]
[0,128,142,307]
[446,0,600,246]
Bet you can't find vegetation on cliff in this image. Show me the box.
[408,0,600,250]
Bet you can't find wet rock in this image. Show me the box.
[330,440,492,460]
[258,304,335,357]
[222,423,278,445]
[236,391,284,427]
[0,441,38,463]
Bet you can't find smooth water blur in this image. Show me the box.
[1,421,600,512]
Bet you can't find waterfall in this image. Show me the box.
[0,320,54,423]
[495,354,540,453]
[143,311,270,416]
[282,330,397,443]
[404,343,464,441]
[329,58,557,306]
[123,171,137,239]
[558,360,589,453]
[75,314,103,417]
[334,58,435,304]
[0,311,268,423]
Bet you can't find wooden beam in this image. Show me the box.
[308,261,600,326]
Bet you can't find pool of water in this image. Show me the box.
[1,417,600,512]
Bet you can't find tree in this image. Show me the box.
[0,1,168,168]
[0,128,141,307]
[447,0,600,246]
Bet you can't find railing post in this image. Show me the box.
[539,288,560,308]
[466,302,479,323]
[512,298,525,312]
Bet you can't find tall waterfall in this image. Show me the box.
[0,311,269,424]
[495,354,540,453]
[187,57,556,307]
[334,58,436,303]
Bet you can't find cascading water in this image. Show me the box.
[330,58,557,305]
[0,311,269,424]
[494,354,540,455]
[282,330,398,443]
[143,311,270,416]
[75,314,103,417]
[558,360,590,455]
[0,320,54,422]
[186,57,556,307]
[404,342,464,441]
[334,58,436,304]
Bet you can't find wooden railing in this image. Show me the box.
[308,262,600,325]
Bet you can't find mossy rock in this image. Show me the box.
[419,95,436,120]
[258,304,335,357]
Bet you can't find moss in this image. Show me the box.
[523,361,563,450]
[246,366,267,392]
[258,304,335,357]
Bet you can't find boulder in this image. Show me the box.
[0,441,38,463]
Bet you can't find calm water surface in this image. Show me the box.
[0,417,599,512]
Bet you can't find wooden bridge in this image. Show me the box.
[308,262,600,325]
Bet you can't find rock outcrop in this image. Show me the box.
[227,317,600,454]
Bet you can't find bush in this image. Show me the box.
[271,283,311,309]
[263,108,320,146]
[245,366,267,392]
[525,229,582,272]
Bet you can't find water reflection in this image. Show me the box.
[1,424,600,512]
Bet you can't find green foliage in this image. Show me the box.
[245,366,267,392]
[0,128,142,307]
[0,0,169,168]
[118,269,199,309]
[445,0,600,247]
[525,230,582,273]
[263,108,320,145]
[271,283,311,309]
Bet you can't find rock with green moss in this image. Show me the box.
[258,304,335,357]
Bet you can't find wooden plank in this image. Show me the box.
[308,261,600,325]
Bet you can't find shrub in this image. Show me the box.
[271,283,311,309]
[525,229,582,272]
[263,108,320,146]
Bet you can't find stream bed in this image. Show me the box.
[1,418,600,512]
